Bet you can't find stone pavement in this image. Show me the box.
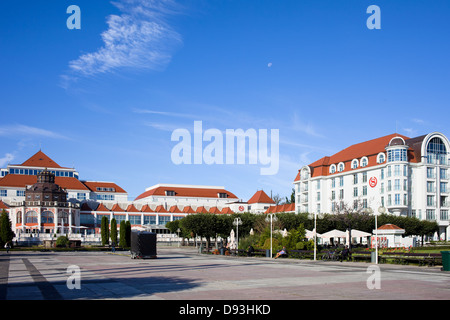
[0,247,449,301]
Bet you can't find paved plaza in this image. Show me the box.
[0,247,449,301]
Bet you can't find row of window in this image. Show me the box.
[16,211,71,224]
[79,214,183,226]
[8,168,78,178]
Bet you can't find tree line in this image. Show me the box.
[166,211,439,248]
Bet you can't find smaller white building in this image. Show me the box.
[371,224,416,248]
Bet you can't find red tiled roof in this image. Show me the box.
[208,207,221,214]
[18,151,64,168]
[265,203,295,213]
[0,174,89,191]
[248,190,275,204]
[221,207,234,214]
[82,181,127,194]
[95,203,110,212]
[126,204,140,212]
[154,205,168,213]
[111,204,125,212]
[299,133,417,179]
[196,206,208,213]
[140,204,154,213]
[135,186,238,201]
[169,205,182,213]
[182,206,196,214]
[378,224,404,230]
[0,201,10,210]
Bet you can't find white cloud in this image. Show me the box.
[64,0,182,83]
[0,124,68,140]
[0,153,14,167]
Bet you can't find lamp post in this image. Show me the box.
[233,217,242,250]
[265,214,278,258]
[314,211,317,261]
[376,206,386,264]
[177,228,181,247]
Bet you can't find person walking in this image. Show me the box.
[4,241,11,254]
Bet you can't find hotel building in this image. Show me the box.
[294,132,450,241]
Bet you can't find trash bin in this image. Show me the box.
[371,251,377,263]
[441,251,450,271]
[266,249,271,258]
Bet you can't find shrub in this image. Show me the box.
[56,236,69,248]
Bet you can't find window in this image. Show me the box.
[427,181,435,193]
[353,174,358,184]
[143,215,156,225]
[158,215,171,225]
[339,177,344,187]
[377,153,386,164]
[394,179,401,191]
[16,190,25,197]
[165,190,175,196]
[363,186,368,196]
[113,215,126,223]
[331,178,336,188]
[387,148,407,162]
[77,193,86,201]
[218,193,228,198]
[339,189,344,200]
[427,195,435,207]
[427,167,435,179]
[360,157,368,167]
[394,194,400,206]
[441,182,448,193]
[97,194,115,201]
[426,137,447,164]
[394,165,401,176]
[25,211,38,224]
[0,190,6,197]
[316,192,320,201]
[441,168,448,180]
[441,210,449,221]
[129,215,141,225]
[338,162,345,172]
[330,164,336,174]
[351,160,358,169]
[353,187,358,197]
[41,211,54,224]
[426,209,435,221]
[362,172,367,183]
[381,168,384,180]
[331,190,335,200]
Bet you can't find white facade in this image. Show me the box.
[294,132,450,241]
[134,183,239,212]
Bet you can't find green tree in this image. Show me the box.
[119,220,127,247]
[101,216,109,246]
[125,221,131,247]
[110,218,117,245]
[0,210,14,247]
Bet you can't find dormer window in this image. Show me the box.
[218,193,228,198]
[165,190,175,196]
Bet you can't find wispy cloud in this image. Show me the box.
[62,0,182,85]
[0,124,68,140]
[0,153,14,167]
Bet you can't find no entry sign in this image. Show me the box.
[369,177,377,188]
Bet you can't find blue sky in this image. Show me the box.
[1,0,449,202]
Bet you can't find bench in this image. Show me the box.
[381,252,442,266]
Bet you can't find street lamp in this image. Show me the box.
[265,213,278,258]
[376,206,386,264]
[233,217,242,250]
[314,211,317,261]
[177,228,181,247]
